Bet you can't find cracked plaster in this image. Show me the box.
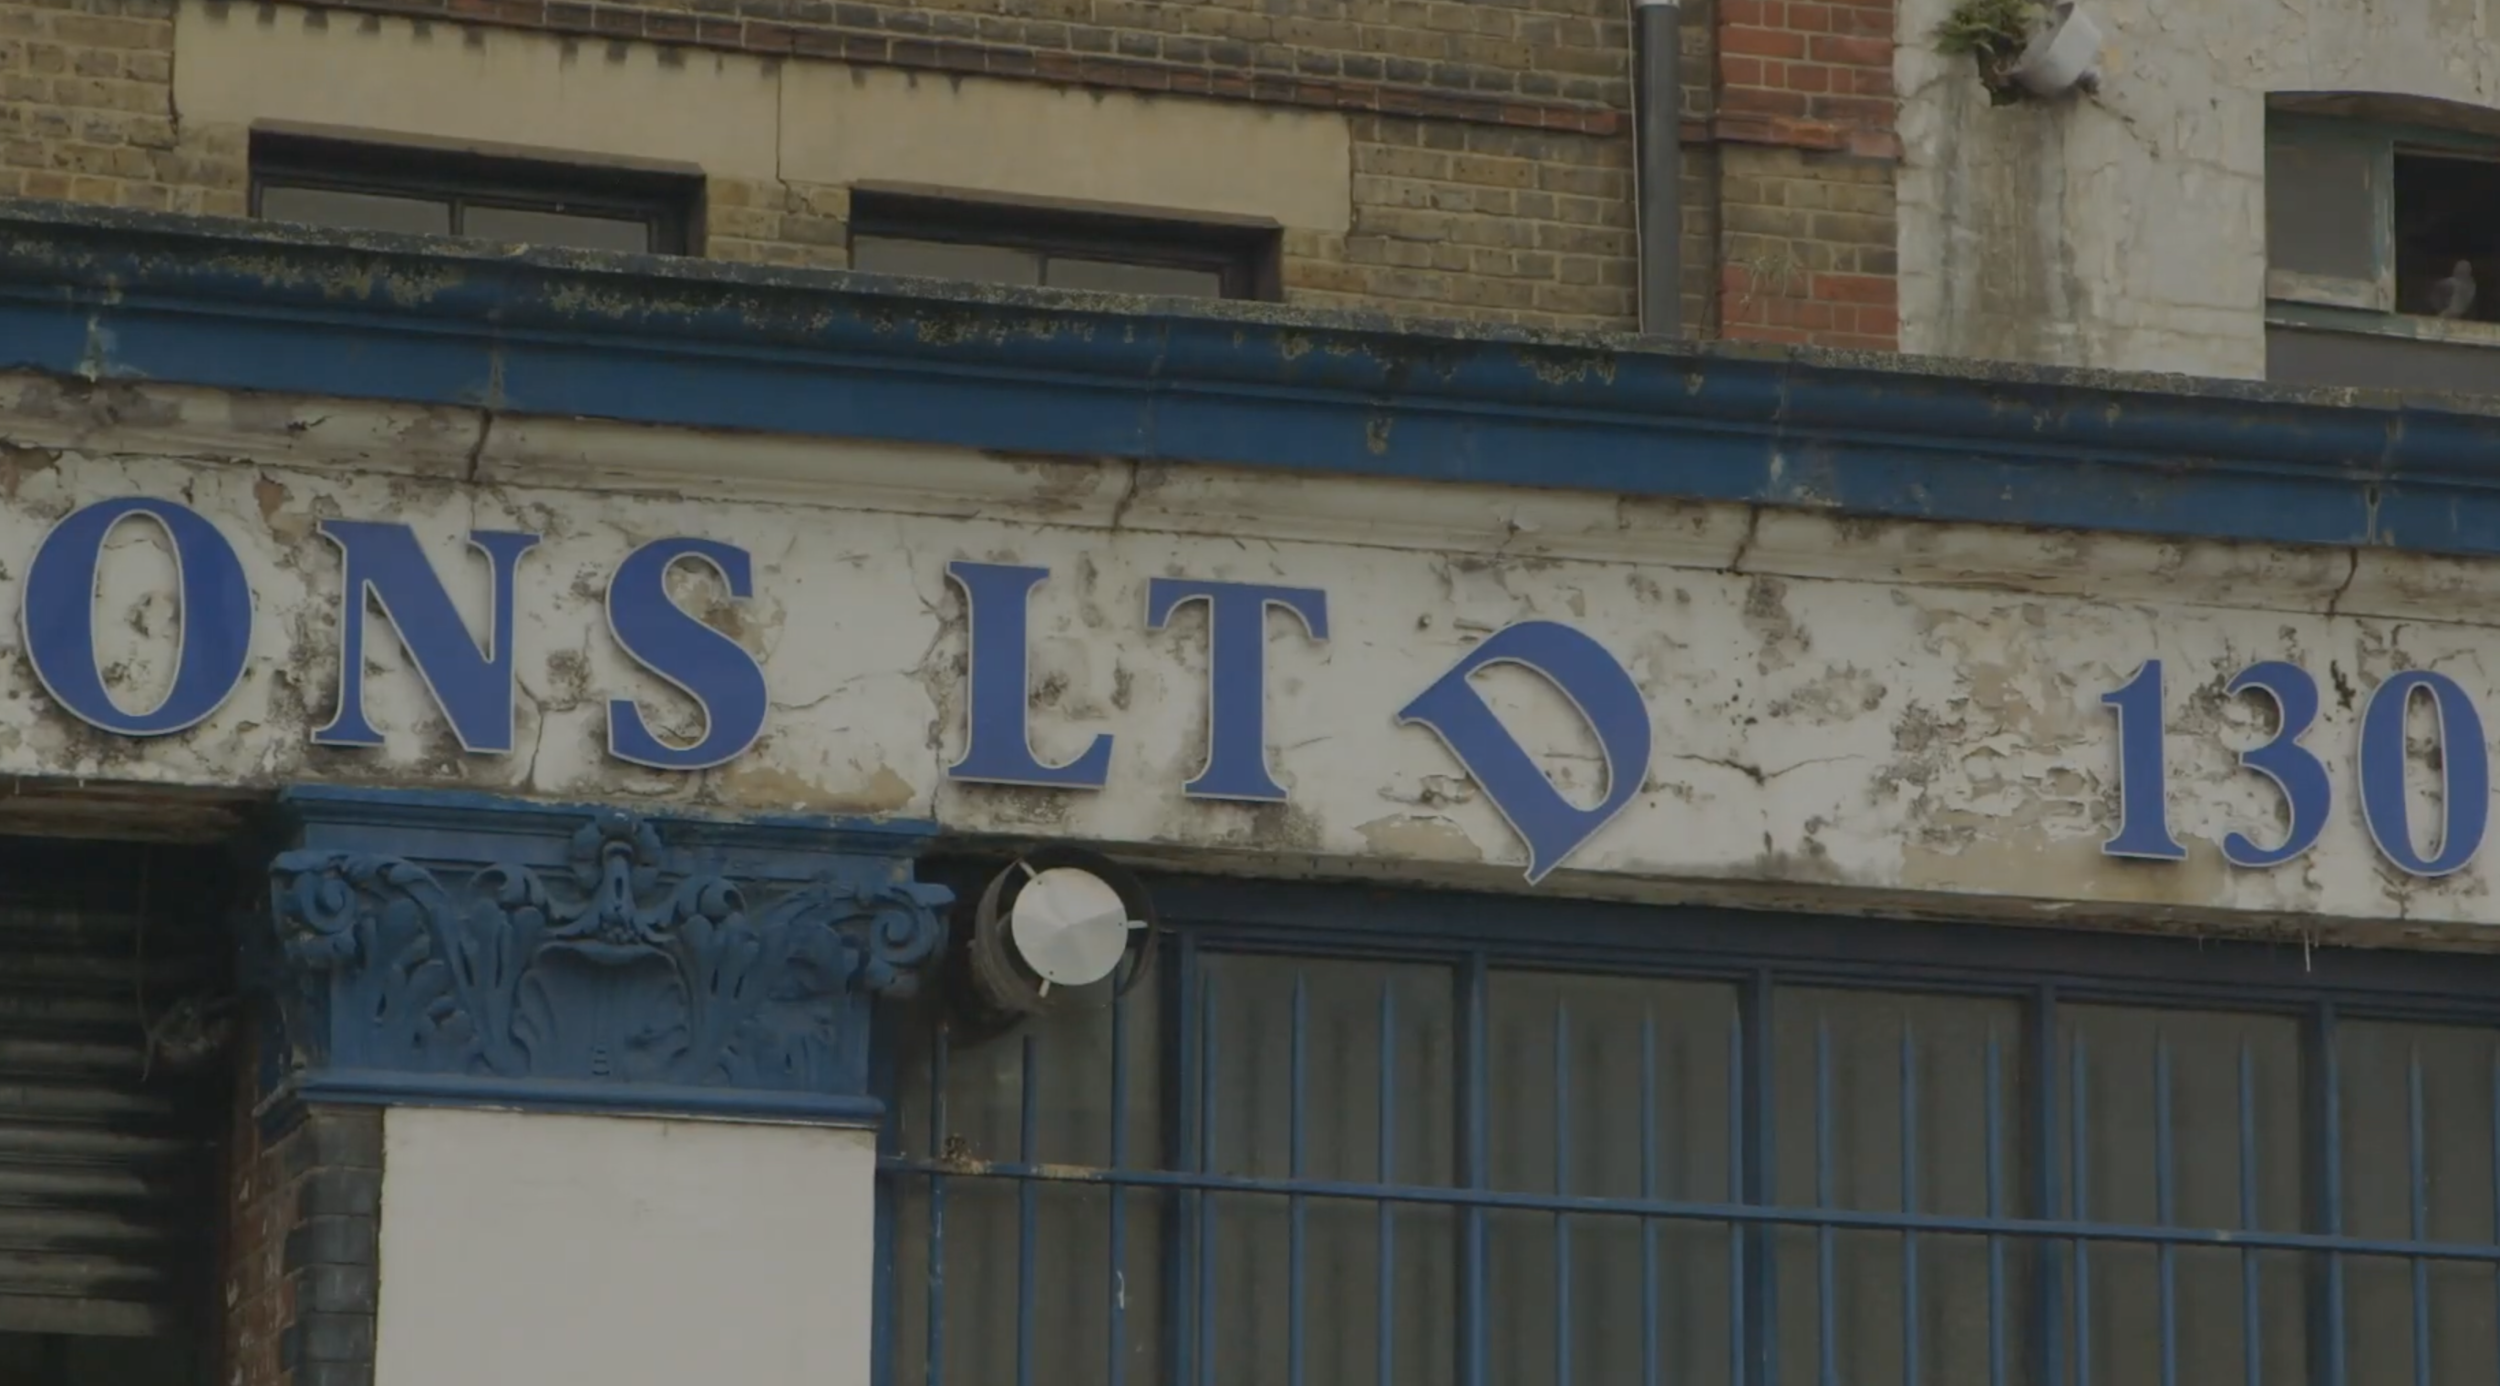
[9,376,2500,943]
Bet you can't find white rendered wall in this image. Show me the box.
[1897,0,2500,377]
[15,375,2500,940]
[374,1107,878,1386]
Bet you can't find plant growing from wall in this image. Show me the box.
[1935,0,2047,105]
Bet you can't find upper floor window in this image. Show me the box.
[847,188,1281,301]
[2263,100,2500,398]
[250,131,698,256]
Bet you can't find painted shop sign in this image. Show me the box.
[11,497,2487,886]
[2099,660,2483,880]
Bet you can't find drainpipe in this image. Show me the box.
[1634,0,1683,338]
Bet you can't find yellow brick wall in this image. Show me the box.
[705,177,851,271]
[1285,116,1635,327]
[0,0,1863,339]
[0,0,243,214]
[703,117,1645,330]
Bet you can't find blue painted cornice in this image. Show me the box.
[258,787,953,1125]
[4,200,2499,557]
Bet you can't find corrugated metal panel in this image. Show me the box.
[0,840,225,1340]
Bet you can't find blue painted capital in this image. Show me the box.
[257,788,953,1125]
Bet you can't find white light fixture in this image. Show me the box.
[1006,863,1146,993]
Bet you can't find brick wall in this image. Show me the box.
[222,1021,383,1386]
[1718,145,1897,348]
[1,0,1897,342]
[574,0,1655,331]
[0,0,245,213]
[708,118,1644,331]
[1290,116,1637,325]
[1708,0,1899,348]
[703,175,852,270]
[401,0,1632,130]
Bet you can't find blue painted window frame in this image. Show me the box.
[891,875,2500,1386]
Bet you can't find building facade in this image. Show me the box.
[0,0,2498,1384]
[7,0,2497,380]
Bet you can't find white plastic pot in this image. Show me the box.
[2009,1,2104,96]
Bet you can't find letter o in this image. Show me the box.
[21,497,253,736]
[2357,670,2489,878]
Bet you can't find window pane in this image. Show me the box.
[461,203,651,254]
[1490,970,1737,1200]
[1044,257,1227,298]
[1487,970,1738,1386]
[1775,988,2033,1386]
[1200,954,1457,1386]
[2266,130,2381,281]
[885,979,1161,1171]
[851,235,1043,287]
[257,184,450,237]
[2337,1019,2500,1385]
[884,980,1164,1386]
[2394,153,2500,321]
[881,936,2500,1386]
[1201,954,1453,1186]
[888,1174,1164,1386]
[2062,1005,2306,1386]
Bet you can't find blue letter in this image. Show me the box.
[2221,661,2333,868]
[1395,621,1651,884]
[313,520,539,754]
[1146,577,1329,802]
[2099,659,2186,860]
[2358,670,2489,878]
[605,538,769,772]
[947,561,1112,788]
[21,496,251,736]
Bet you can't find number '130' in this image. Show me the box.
[2102,659,2490,878]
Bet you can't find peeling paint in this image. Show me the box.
[3,396,2500,943]
[721,763,918,815]
[1356,814,1486,863]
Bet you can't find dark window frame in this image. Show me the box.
[2264,110,2500,397]
[875,871,2500,1386]
[248,131,700,256]
[847,187,1284,302]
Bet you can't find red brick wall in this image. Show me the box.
[1708,0,1898,350]
[221,1018,382,1386]
[1716,0,1896,154]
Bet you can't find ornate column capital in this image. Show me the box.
[258,788,953,1125]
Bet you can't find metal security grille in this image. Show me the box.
[0,836,225,1353]
[876,882,2500,1386]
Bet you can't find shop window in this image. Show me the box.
[249,131,697,255]
[0,836,231,1386]
[2263,105,2500,397]
[879,879,2500,1386]
[848,189,1282,301]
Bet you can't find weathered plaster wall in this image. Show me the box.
[9,372,2500,941]
[1895,0,2500,378]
